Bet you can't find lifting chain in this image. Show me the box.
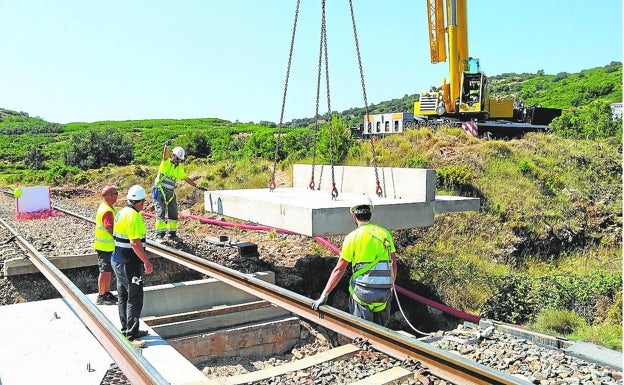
[321,0,339,200]
[309,0,326,191]
[349,0,383,197]
[271,0,301,192]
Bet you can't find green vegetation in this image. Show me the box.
[0,63,621,350]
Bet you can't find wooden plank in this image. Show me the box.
[349,366,412,385]
[223,343,360,385]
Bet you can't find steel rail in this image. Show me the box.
[147,241,529,385]
[0,217,169,385]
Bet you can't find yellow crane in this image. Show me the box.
[414,0,560,132]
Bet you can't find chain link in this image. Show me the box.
[271,0,301,191]
[349,0,382,197]
[309,0,327,191]
[321,0,338,199]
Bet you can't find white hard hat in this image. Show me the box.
[172,146,185,160]
[350,195,373,214]
[127,185,146,201]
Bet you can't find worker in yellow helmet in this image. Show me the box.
[94,185,118,305]
[312,195,398,327]
[112,185,153,345]
[152,140,205,242]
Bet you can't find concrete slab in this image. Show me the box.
[0,287,233,385]
[435,195,481,213]
[205,188,434,236]
[204,164,480,236]
[564,341,623,371]
[0,299,112,385]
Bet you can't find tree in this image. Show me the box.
[24,146,47,170]
[549,100,622,140]
[317,115,353,165]
[63,128,133,170]
[186,133,212,158]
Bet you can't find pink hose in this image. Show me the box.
[144,210,480,323]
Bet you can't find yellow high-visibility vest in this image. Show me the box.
[93,202,115,252]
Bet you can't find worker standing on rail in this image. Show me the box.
[94,185,118,305]
[112,185,153,344]
[312,195,398,327]
[152,140,206,241]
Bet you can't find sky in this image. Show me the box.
[1,0,622,125]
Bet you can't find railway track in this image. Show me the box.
[0,190,620,384]
[0,192,525,384]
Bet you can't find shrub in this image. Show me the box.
[436,164,474,191]
[531,308,587,335]
[64,128,134,170]
[480,274,538,324]
[406,156,428,168]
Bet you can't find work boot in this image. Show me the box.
[155,232,165,242]
[168,232,181,242]
[96,294,116,305]
[103,292,118,303]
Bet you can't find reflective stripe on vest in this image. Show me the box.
[113,206,146,262]
[93,202,115,252]
[352,261,393,288]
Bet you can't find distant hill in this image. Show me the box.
[287,61,623,128]
[1,62,621,130]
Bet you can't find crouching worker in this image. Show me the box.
[312,195,398,327]
[112,185,153,344]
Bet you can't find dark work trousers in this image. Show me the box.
[112,259,144,339]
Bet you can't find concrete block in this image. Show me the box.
[142,272,275,317]
[170,317,301,363]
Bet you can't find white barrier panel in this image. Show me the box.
[16,186,52,219]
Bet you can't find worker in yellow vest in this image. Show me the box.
[152,140,206,241]
[112,185,153,344]
[94,185,118,305]
[312,195,398,326]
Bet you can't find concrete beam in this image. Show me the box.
[153,305,292,339]
[142,272,275,317]
[3,253,98,276]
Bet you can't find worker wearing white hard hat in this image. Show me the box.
[152,140,206,242]
[312,195,398,327]
[111,184,153,346]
